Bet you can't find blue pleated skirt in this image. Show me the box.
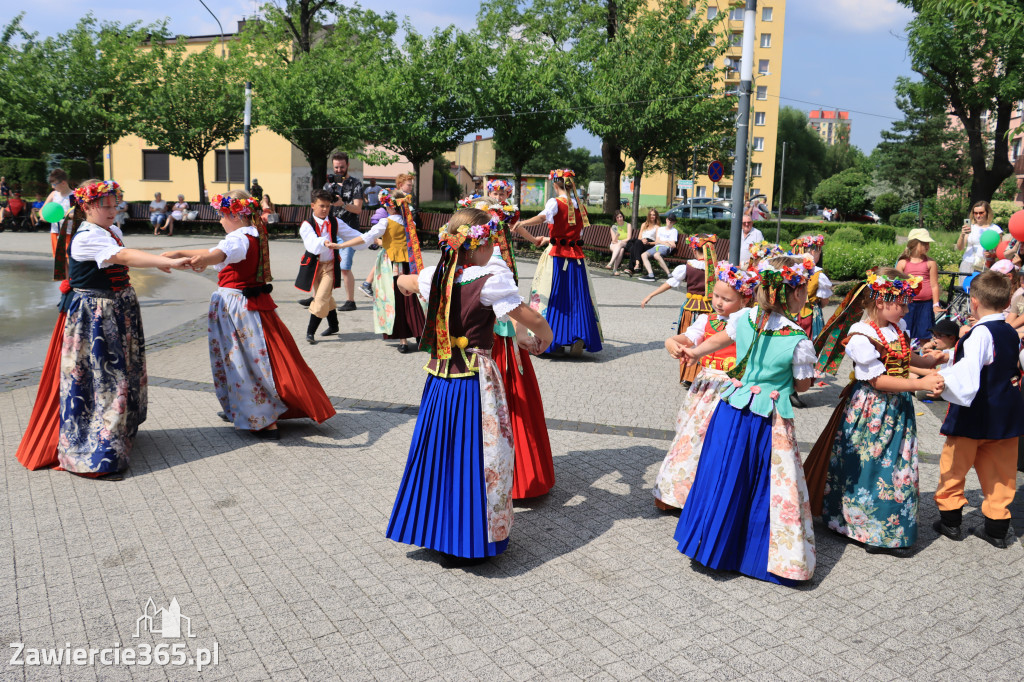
[674,402,793,584]
[386,375,509,558]
[905,300,934,342]
[545,257,602,353]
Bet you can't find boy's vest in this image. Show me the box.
[941,320,1024,439]
[294,217,341,292]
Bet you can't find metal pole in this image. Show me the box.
[776,141,786,243]
[244,81,252,191]
[198,0,229,193]
[728,0,756,265]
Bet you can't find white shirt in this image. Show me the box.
[150,200,167,213]
[211,225,259,272]
[70,221,124,269]
[666,259,703,290]
[655,225,678,245]
[47,190,72,233]
[417,261,523,321]
[361,213,404,246]
[814,268,834,300]
[739,227,764,265]
[299,215,367,262]
[725,307,817,379]
[684,313,723,345]
[171,201,188,218]
[845,319,908,381]
[960,223,1002,272]
[540,195,578,224]
[938,313,1024,406]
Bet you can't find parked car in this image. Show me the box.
[587,181,605,206]
[782,207,801,216]
[804,202,821,214]
[664,204,733,221]
[845,210,881,224]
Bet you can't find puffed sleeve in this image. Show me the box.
[480,262,523,321]
[725,307,751,340]
[70,228,123,269]
[816,271,833,299]
[845,331,885,381]
[211,230,250,271]
[665,263,688,289]
[417,266,436,303]
[361,217,390,244]
[541,197,559,224]
[792,339,818,379]
[684,314,709,345]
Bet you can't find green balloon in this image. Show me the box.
[979,229,1000,251]
[41,202,66,223]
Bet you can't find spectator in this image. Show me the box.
[638,214,679,281]
[162,194,189,236]
[113,197,129,229]
[0,190,25,230]
[249,178,263,202]
[29,195,43,228]
[623,208,660,276]
[606,210,633,274]
[150,192,169,234]
[739,212,764,266]
[364,178,381,210]
[956,200,1002,284]
[44,168,73,254]
[320,152,364,311]
[0,176,9,204]
[261,194,278,223]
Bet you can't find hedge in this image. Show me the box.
[0,157,47,187]
[823,237,961,281]
[673,217,895,244]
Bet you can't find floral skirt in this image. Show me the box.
[821,382,919,548]
[387,355,515,558]
[653,370,727,509]
[58,288,147,474]
[373,256,425,340]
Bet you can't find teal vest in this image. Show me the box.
[724,308,808,419]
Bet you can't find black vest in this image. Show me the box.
[69,226,130,291]
[942,319,1024,439]
[294,217,341,292]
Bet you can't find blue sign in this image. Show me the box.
[708,160,725,183]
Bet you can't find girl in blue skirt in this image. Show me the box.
[386,208,552,559]
[677,254,819,583]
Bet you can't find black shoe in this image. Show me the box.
[864,544,901,555]
[217,411,231,423]
[306,334,317,345]
[972,524,1013,549]
[338,300,357,311]
[297,297,313,306]
[320,326,340,337]
[638,274,655,282]
[398,343,411,353]
[932,518,963,541]
[790,394,807,409]
[251,427,280,441]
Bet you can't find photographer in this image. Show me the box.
[320,152,364,311]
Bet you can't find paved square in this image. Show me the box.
[2,233,1023,681]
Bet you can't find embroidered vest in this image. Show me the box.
[382,218,409,263]
[425,275,497,378]
[218,234,259,289]
[69,228,130,291]
[700,317,737,371]
[294,217,341,292]
[548,197,585,259]
[724,309,807,419]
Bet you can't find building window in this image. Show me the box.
[750,187,760,197]
[215,150,245,183]
[729,8,744,21]
[696,186,707,198]
[760,33,771,48]
[730,32,742,47]
[142,150,169,181]
[707,7,718,19]
[762,7,773,21]
[718,186,732,200]
[758,59,769,75]
[754,112,766,126]
[1013,138,1021,161]
[756,85,767,100]
[753,137,765,151]
[752,162,763,177]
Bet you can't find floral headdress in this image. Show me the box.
[487,179,511,193]
[802,234,825,248]
[211,194,272,283]
[438,218,498,251]
[548,169,575,181]
[548,168,589,231]
[748,241,784,260]
[758,255,815,288]
[686,233,716,252]
[72,180,122,206]
[457,195,489,210]
[865,270,922,303]
[715,261,760,297]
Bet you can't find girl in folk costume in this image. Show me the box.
[386,209,553,558]
[336,189,425,353]
[514,169,603,356]
[803,269,944,552]
[15,180,190,478]
[790,235,832,340]
[676,255,819,584]
[746,240,784,271]
[652,262,758,511]
[640,234,717,384]
[160,191,336,440]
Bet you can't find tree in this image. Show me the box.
[900,1,1024,204]
[0,14,159,176]
[812,168,871,218]
[772,107,827,206]
[577,0,734,227]
[476,31,576,207]
[872,192,903,223]
[133,41,245,202]
[369,25,482,208]
[494,136,592,186]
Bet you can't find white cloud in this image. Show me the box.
[800,0,913,34]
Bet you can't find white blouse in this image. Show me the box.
[815,268,834,299]
[211,225,258,271]
[684,313,712,345]
[666,259,703,290]
[540,196,578,224]
[417,261,523,321]
[725,307,817,379]
[361,213,404,245]
[845,319,908,381]
[70,222,124,269]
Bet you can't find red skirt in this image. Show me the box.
[260,310,336,423]
[15,313,65,470]
[493,334,554,498]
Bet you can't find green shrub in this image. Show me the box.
[873,192,903,223]
[890,212,918,229]
[0,156,47,189]
[823,240,905,280]
[991,200,1018,229]
[831,226,863,243]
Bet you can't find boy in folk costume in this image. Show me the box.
[514,169,603,356]
[161,191,336,440]
[335,189,425,353]
[295,190,370,344]
[932,270,1024,548]
[386,208,553,558]
[790,235,832,340]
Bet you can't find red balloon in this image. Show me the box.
[996,239,1008,259]
[1010,210,1024,242]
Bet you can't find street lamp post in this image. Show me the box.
[728,0,756,265]
[198,0,230,194]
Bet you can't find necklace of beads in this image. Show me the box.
[869,320,909,361]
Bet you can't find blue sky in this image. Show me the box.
[15,0,916,154]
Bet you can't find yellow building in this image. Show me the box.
[808,109,852,146]
[635,0,786,210]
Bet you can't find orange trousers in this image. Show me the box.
[934,436,1018,520]
[51,232,58,256]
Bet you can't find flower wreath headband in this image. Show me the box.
[865,270,922,303]
[210,194,272,283]
[439,219,499,251]
[378,188,411,209]
[757,255,815,288]
[749,240,784,260]
[715,261,760,297]
[72,180,123,206]
[487,179,512,193]
[211,194,259,216]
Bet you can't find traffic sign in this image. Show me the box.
[707,160,725,183]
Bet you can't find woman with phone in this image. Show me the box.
[956,201,1001,285]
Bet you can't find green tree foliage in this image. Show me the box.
[772,106,827,206]
[821,122,865,178]
[900,0,1024,203]
[872,192,903,223]
[812,168,871,218]
[133,41,245,201]
[494,136,591,186]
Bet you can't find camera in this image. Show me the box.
[326,173,336,184]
